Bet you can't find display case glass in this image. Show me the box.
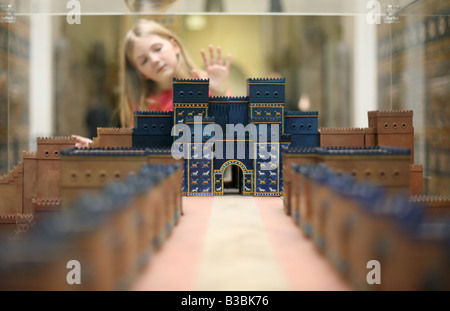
[0,0,448,195]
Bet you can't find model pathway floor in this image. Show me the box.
[131,195,353,291]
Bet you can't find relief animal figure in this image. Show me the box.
[177,111,184,116]
[258,153,269,159]
[269,171,276,176]
[265,111,272,116]
[203,180,209,185]
[192,162,199,168]
[257,187,266,192]
[255,110,262,116]
[215,179,221,184]
[258,178,266,184]
[191,187,199,192]
[203,187,210,192]
[268,187,276,192]
[192,170,199,176]
[202,171,210,177]
[192,179,199,184]
[275,111,281,116]
[257,170,265,176]
[270,179,276,184]
[203,163,210,168]
[216,187,222,192]
[245,186,251,192]
[187,111,194,116]
[177,119,184,124]
[198,111,205,116]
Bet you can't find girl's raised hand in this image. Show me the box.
[197,45,231,97]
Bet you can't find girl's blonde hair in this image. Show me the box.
[119,19,199,127]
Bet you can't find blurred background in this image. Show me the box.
[0,0,448,195]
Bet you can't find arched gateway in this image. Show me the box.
[214,160,253,195]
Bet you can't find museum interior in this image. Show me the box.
[0,0,448,292]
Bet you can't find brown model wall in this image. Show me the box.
[91,128,133,148]
[0,162,24,215]
[319,128,365,148]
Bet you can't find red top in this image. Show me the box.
[133,89,232,112]
[145,89,174,112]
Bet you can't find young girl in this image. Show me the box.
[74,18,232,147]
[120,18,232,128]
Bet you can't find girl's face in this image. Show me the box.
[132,34,180,89]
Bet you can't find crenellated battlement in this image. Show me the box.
[32,197,62,211]
[97,127,133,134]
[36,136,77,144]
[209,96,229,101]
[173,103,209,107]
[409,194,450,218]
[251,116,283,123]
[60,147,148,157]
[173,78,209,83]
[0,213,33,224]
[283,147,318,154]
[185,116,216,123]
[0,162,23,184]
[145,147,173,155]
[92,127,133,149]
[409,194,450,203]
[60,146,174,158]
[317,145,411,156]
[319,127,365,133]
[134,111,173,116]
[247,77,286,83]
[23,151,37,159]
[208,96,250,102]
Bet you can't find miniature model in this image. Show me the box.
[129,77,320,196]
[59,146,182,207]
[0,163,182,291]
[0,76,445,291]
[0,78,427,224]
[291,162,450,291]
[0,137,77,221]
